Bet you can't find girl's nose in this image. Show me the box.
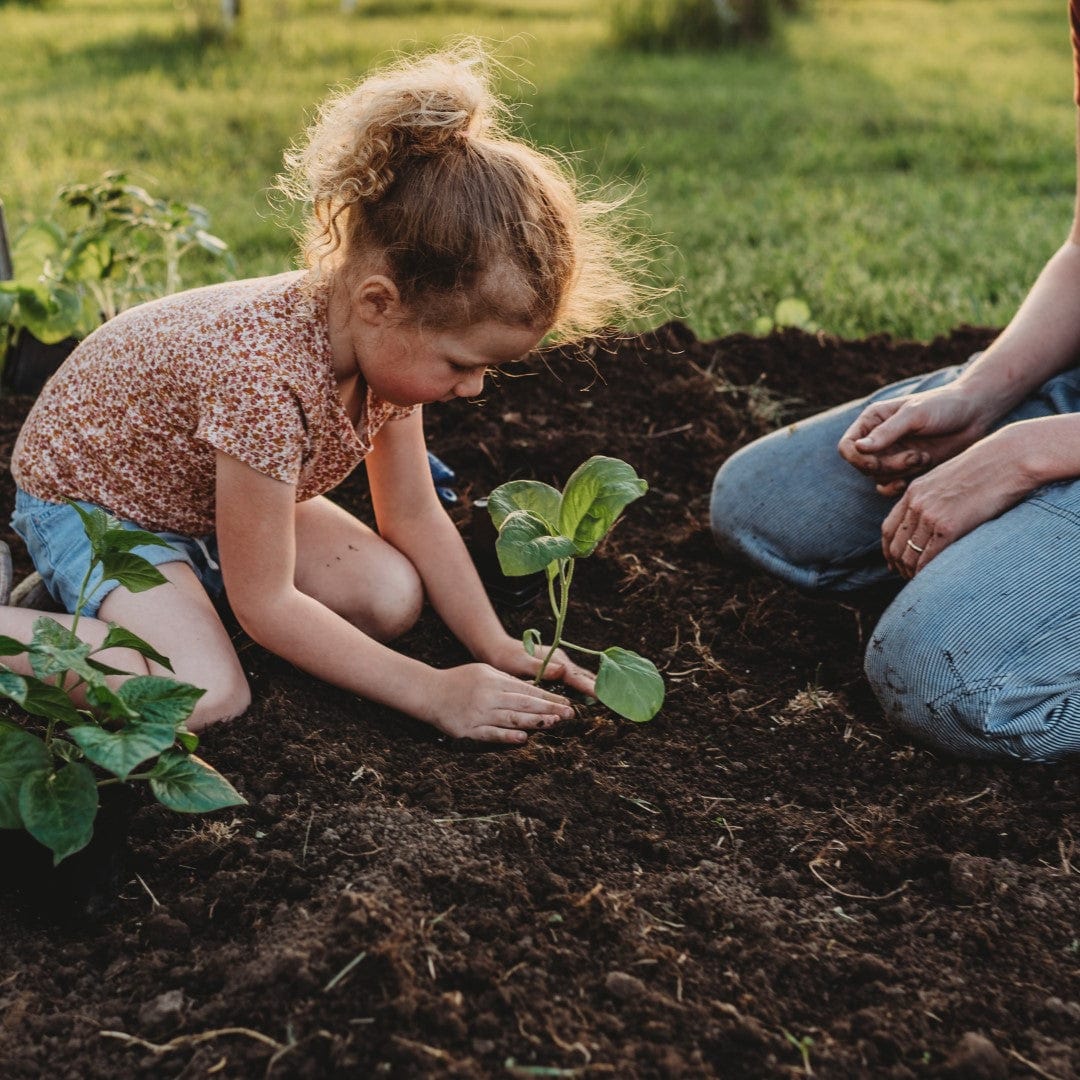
[457,368,486,398]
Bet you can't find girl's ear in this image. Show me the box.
[353,275,405,326]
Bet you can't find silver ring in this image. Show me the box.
[906,539,925,554]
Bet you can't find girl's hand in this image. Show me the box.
[881,434,1035,579]
[838,385,993,494]
[482,634,597,699]
[427,663,577,744]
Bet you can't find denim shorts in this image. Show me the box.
[10,489,224,618]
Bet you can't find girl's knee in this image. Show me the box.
[346,552,424,642]
[186,667,252,732]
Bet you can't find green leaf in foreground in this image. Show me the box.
[18,762,99,865]
[67,718,177,781]
[96,552,168,594]
[118,676,204,727]
[0,669,83,725]
[149,749,246,813]
[595,647,665,723]
[0,723,51,829]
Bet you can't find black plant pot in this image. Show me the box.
[3,331,79,395]
[0,783,135,923]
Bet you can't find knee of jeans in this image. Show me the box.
[709,446,758,551]
[863,611,1015,760]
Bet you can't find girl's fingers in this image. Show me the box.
[475,726,529,745]
[504,692,573,717]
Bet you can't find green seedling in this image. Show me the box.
[488,456,664,724]
[0,502,244,865]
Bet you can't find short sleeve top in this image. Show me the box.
[11,272,416,535]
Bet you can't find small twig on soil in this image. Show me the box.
[955,786,991,805]
[573,883,605,907]
[100,1026,284,1054]
[391,1035,453,1061]
[645,422,694,439]
[432,813,515,824]
[134,873,161,909]
[1006,1048,1065,1080]
[1059,831,1075,875]
[808,860,910,902]
[618,795,661,815]
[301,808,315,866]
[323,950,367,993]
[545,1021,592,1064]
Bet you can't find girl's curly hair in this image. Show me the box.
[276,41,665,342]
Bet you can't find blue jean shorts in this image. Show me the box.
[11,489,224,619]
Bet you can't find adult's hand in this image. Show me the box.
[838,384,994,495]
[880,431,1038,579]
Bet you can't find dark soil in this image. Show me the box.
[1,324,1078,1079]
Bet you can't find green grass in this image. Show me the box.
[1,0,1075,341]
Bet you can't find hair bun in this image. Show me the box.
[284,42,505,211]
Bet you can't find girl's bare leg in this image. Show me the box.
[95,562,250,731]
[293,496,423,641]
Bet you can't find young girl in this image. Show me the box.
[3,43,652,745]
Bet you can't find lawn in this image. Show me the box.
[2,0,1076,340]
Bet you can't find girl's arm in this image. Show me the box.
[215,449,578,744]
[365,410,596,696]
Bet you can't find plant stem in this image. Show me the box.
[556,639,604,658]
[536,559,573,684]
[98,772,152,787]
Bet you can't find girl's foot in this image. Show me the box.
[10,572,58,611]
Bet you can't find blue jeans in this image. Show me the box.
[710,359,1080,763]
[11,490,224,619]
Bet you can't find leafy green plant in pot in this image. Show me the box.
[0,503,244,914]
[0,171,234,395]
[488,456,665,723]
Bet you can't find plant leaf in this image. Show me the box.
[522,628,542,657]
[66,501,109,549]
[12,221,65,286]
[558,456,648,557]
[117,676,204,727]
[495,510,577,577]
[100,625,173,670]
[149,749,246,813]
[18,762,98,865]
[0,669,84,725]
[595,647,665,723]
[96,551,168,593]
[487,480,562,532]
[99,526,177,555]
[0,635,29,656]
[67,718,177,780]
[28,617,100,684]
[0,722,51,828]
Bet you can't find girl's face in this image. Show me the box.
[357,316,545,409]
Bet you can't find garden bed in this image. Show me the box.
[0,323,1077,1079]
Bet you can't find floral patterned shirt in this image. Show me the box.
[11,272,416,535]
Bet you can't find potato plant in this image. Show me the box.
[488,456,665,723]
[0,503,244,865]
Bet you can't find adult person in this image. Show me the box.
[710,2,1080,762]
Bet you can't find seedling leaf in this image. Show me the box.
[558,456,647,556]
[595,647,665,723]
[0,635,28,657]
[18,762,98,864]
[487,481,562,532]
[523,628,542,657]
[117,676,205,728]
[28,617,100,684]
[495,511,577,577]
[0,669,83,725]
[68,718,178,780]
[0,723,51,828]
[149,750,246,813]
[97,552,169,593]
[100,625,173,670]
